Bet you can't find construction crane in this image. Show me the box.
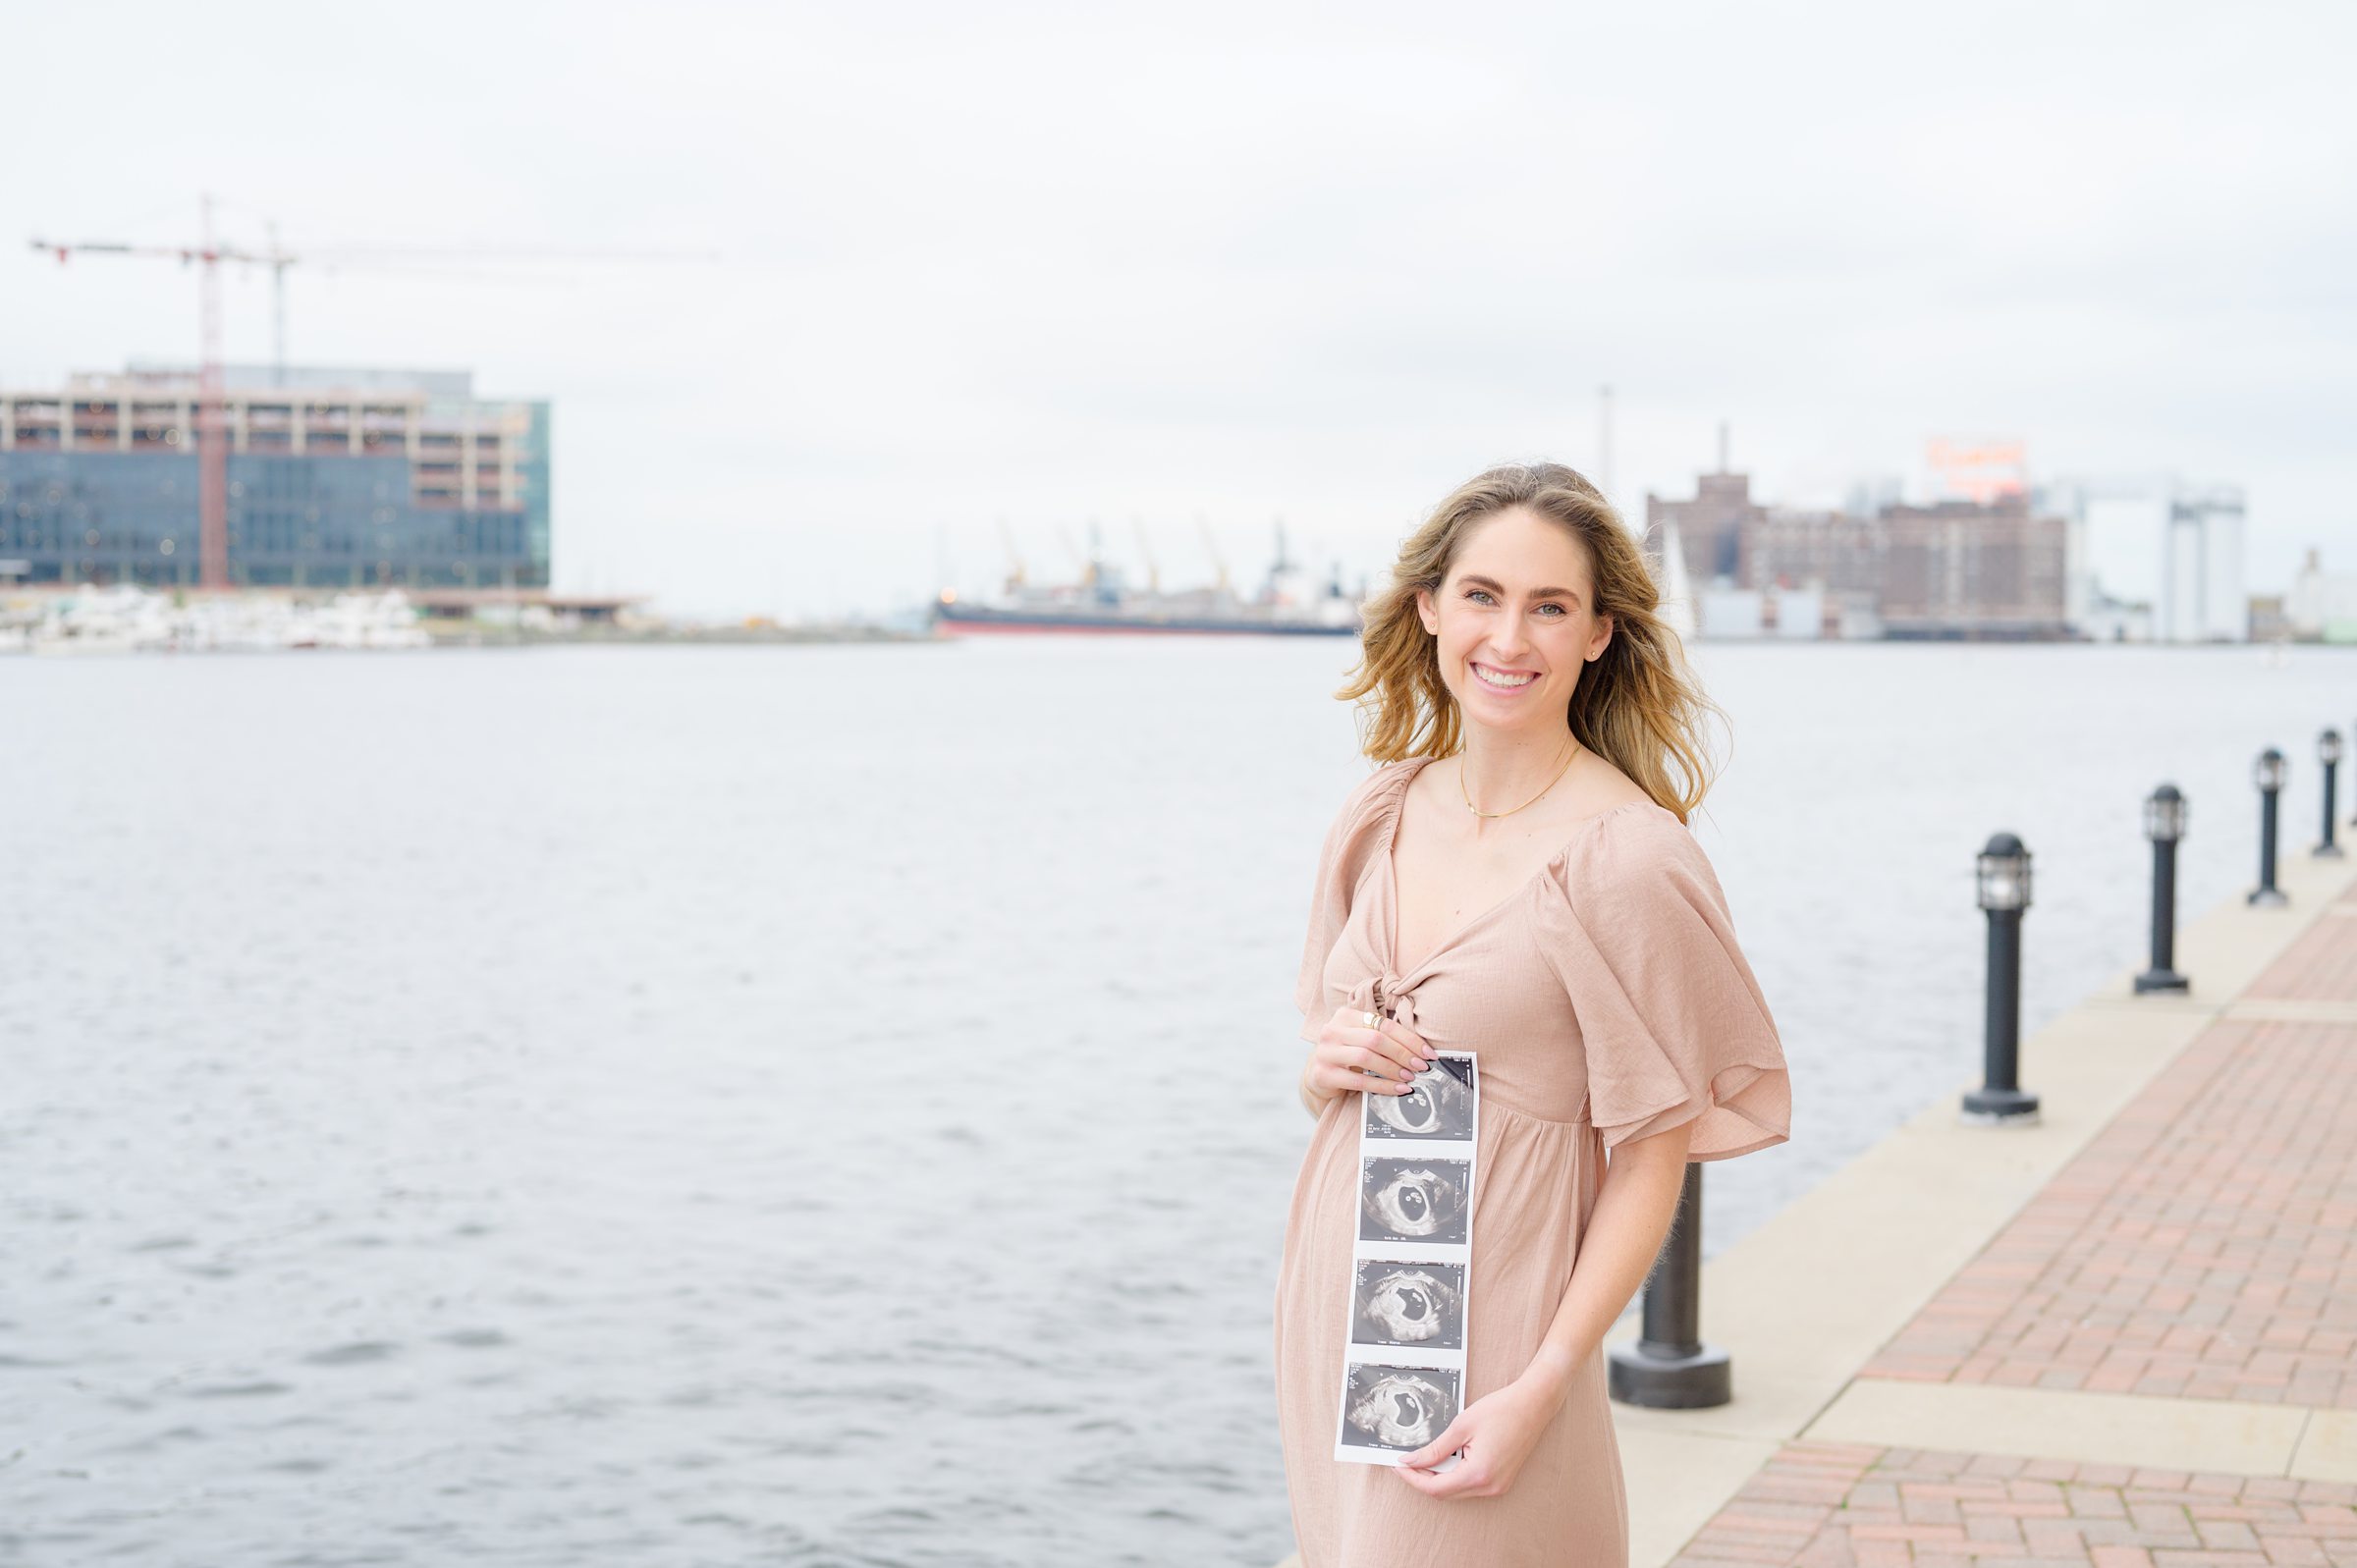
[30,194,713,590]
[31,195,250,587]
[246,235,712,384]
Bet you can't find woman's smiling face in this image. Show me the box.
[1415,506,1615,732]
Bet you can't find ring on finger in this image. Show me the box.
[1361,1009,1378,1028]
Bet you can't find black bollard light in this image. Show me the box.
[1608,1163,1728,1408]
[2251,747,2288,906]
[1961,833,2040,1125]
[2134,784,2190,995]
[2317,730,2343,860]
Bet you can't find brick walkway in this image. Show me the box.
[2235,910,2357,1003]
[1670,1441,2357,1568]
[1856,1016,2357,1407]
[1856,926,2357,1407]
[1670,895,2357,1568]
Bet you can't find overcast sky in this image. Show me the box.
[7,2,2353,620]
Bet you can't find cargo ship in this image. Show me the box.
[931,523,1362,637]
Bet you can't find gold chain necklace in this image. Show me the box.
[1458,738,1581,819]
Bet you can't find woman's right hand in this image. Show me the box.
[1301,1005,1439,1110]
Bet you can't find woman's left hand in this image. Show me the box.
[1392,1372,1562,1499]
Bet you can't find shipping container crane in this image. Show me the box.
[1131,516,1159,593]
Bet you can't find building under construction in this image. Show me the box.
[0,363,548,589]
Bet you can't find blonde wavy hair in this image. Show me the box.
[1338,461,1727,825]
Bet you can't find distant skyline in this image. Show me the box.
[7,2,2353,620]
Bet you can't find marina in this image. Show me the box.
[1,582,431,654]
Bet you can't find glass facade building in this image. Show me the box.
[0,364,549,589]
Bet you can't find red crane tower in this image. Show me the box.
[32,194,258,589]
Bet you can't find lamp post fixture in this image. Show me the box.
[2251,747,2288,906]
[1608,1165,1728,1408]
[1962,833,2040,1125]
[2134,784,2190,995]
[2318,730,2344,860]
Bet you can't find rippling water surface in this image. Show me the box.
[4,638,2348,1566]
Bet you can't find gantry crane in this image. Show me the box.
[1198,516,1233,597]
[996,518,1026,589]
[1131,517,1159,593]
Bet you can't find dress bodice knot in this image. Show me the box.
[1343,970,1419,1033]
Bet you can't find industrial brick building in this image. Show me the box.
[1876,497,2069,639]
[0,363,547,589]
[1646,464,2071,639]
[1740,508,1887,604]
[1645,469,1763,589]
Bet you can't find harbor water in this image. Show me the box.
[4,637,2349,1566]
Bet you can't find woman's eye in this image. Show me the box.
[1464,588,1568,617]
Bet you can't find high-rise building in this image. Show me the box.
[0,363,548,589]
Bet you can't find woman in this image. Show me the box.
[1274,461,1791,1567]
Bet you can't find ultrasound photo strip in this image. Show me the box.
[1333,1050,1478,1466]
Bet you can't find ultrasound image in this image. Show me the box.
[1363,1054,1476,1142]
[1357,1156,1472,1246]
[1350,1259,1466,1349]
[1340,1362,1462,1452]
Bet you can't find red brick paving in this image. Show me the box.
[1667,1442,2357,1568]
[1857,1016,2357,1407]
[2245,905,2357,1002]
[1662,894,2357,1568]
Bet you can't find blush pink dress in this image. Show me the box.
[1275,754,1791,1568]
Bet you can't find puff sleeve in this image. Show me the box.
[1294,763,1407,1044]
[1540,811,1790,1162]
